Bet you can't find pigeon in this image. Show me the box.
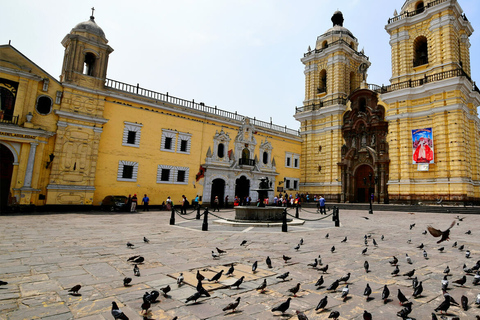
[461,295,468,311]
[216,247,226,254]
[338,272,351,283]
[256,278,267,293]
[466,230,472,235]
[331,246,336,253]
[68,284,81,295]
[225,264,235,276]
[325,233,329,239]
[413,281,423,297]
[315,296,328,311]
[283,255,292,263]
[410,223,415,230]
[438,247,445,253]
[458,244,465,251]
[252,261,258,273]
[145,290,160,303]
[133,264,140,277]
[308,259,318,268]
[381,235,385,240]
[363,310,372,320]
[276,272,290,281]
[392,265,400,276]
[452,275,466,286]
[318,255,323,265]
[398,289,409,305]
[341,236,347,243]
[196,270,205,281]
[365,238,368,246]
[407,239,412,244]
[271,297,291,313]
[466,250,471,258]
[434,294,451,314]
[431,312,438,320]
[427,221,455,243]
[196,280,210,297]
[328,310,340,319]
[463,263,474,273]
[123,277,132,286]
[396,301,413,318]
[266,256,272,268]
[296,310,309,320]
[315,275,324,288]
[441,275,449,291]
[390,256,398,266]
[143,237,149,243]
[417,243,424,249]
[382,285,390,303]
[160,285,171,297]
[452,241,457,248]
[212,250,219,259]
[185,291,202,303]
[230,276,245,289]
[300,238,304,245]
[327,279,339,291]
[373,238,378,246]
[341,285,349,301]
[127,255,140,262]
[223,297,241,312]
[362,248,368,255]
[294,244,300,251]
[318,264,328,273]
[364,260,369,273]
[403,269,415,278]
[363,283,372,300]
[423,250,428,259]
[472,271,480,285]
[126,242,134,248]
[405,254,413,264]
[140,298,150,314]
[412,277,418,289]
[240,240,247,246]
[288,283,301,297]
[422,230,427,235]
[132,256,144,264]
[111,301,129,320]
[177,273,184,285]
[476,293,480,305]
[443,266,450,275]
[444,292,458,307]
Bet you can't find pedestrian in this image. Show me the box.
[319,195,326,214]
[213,196,220,212]
[166,196,172,211]
[181,195,188,214]
[142,194,149,211]
[131,194,138,213]
[126,194,132,212]
[224,195,229,209]
[194,195,199,208]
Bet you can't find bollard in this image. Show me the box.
[170,207,175,225]
[202,208,209,231]
[282,209,288,232]
[295,205,299,219]
[196,206,201,220]
[369,200,373,214]
[332,206,337,221]
[335,207,340,227]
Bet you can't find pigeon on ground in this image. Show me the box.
[365,238,368,246]
[133,264,140,277]
[461,295,468,311]
[338,272,351,283]
[283,255,292,263]
[423,250,428,259]
[476,293,480,305]
[140,298,150,314]
[434,294,451,314]
[315,275,324,288]
[441,275,449,291]
[296,310,309,320]
[143,237,149,243]
[328,310,340,319]
[256,279,267,293]
[216,247,226,254]
[315,296,328,311]
[443,266,450,275]
[427,221,455,243]
[403,269,415,278]
[276,272,290,281]
[363,283,372,300]
[373,238,378,246]
[444,291,459,306]
[341,236,347,243]
[160,285,171,297]
[240,240,247,246]
[230,276,245,289]
[364,261,370,273]
[318,264,329,274]
[177,273,184,286]
[68,284,81,295]
[362,248,368,255]
[127,255,140,262]
[412,277,418,289]
[410,223,415,230]
[422,230,427,235]
[417,243,424,249]
[318,255,322,265]
[132,256,144,264]
[126,242,134,248]
[294,244,300,251]
[466,250,471,258]
[463,263,474,273]
[466,230,472,235]
[111,301,129,320]
[223,297,241,312]
[185,291,202,303]
[288,283,301,297]
[472,271,480,285]
[145,290,160,303]
[452,275,466,286]
[397,301,413,318]
[390,256,398,266]
[381,235,385,240]
[413,281,423,297]
[331,246,336,253]
[363,310,372,320]
[271,297,291,314]
[458,244,465,251]
[452,241,457,248]
[211,250,219,259]
[438,247,444,253]
[382,285,390,303]
[307,258,318,268]
[325,233,329,239]
[327,279,339,291]
[405,254,413,264]
[252,261,258,273]
[398,289,409,305]
[196,280,211,297]
[341,285,349,301]
[123,277,132,286]
[225,264,234,277]
[196,270,205,281]
[266,256,272,268]
[300,238,304,245]
[392,265,400,276]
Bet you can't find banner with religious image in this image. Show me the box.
[412,128,434,164]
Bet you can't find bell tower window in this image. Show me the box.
[318,69,327,94]
[359,97,367,113]
[415,1,425,14]
[83,53,96,76]
[413,36,428,67]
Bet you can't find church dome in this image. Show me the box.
[73,16,106,39]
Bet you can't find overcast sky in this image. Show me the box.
[2,0,479,130]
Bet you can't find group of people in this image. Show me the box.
[125,194,150,213]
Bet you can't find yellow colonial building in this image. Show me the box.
[1,0,479,211]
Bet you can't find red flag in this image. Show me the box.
[196,166,206,181]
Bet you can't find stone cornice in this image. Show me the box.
[0,125,55,141]
[0,65,43,82]
[55,110,109,125]
[294,104,347,122]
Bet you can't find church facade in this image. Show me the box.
[0,0,479,210]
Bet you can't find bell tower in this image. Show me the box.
[382,0,480,203]
[295,11,371,201]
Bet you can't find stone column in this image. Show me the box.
[23,142,38,188]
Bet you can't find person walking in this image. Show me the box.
[126,194,132,212]
[181,195,188,214]
[166,196,172,211]
[142,194,149,211]
[213,196,220,212]
[131,194,138,213]
[319,195,326,214]
[224,195,229,209]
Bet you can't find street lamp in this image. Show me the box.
[364,173,375,214]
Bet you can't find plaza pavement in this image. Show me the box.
[0,207,479,319]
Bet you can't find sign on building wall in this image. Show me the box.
[412,128,434,164]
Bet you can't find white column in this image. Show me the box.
[23,142,38,188]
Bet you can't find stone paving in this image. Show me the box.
[0,207,479,320]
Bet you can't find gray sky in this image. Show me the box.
[3,0,479,130]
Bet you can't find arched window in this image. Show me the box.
[0,87,15,121]
[217,143,225,158]
[83,53,96,76]
[415,1,425,14]
[318,69,327,94]
[322,41,328,49]
[242,148,250,160]
[262,151,268,164]
[359,97,367,113]
[413,36,428,67]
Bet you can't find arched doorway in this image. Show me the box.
[235,176,250,204]
[210,178,225,207]
[0,144,14,210]
[355,165,374,203]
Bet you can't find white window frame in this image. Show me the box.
[177,133,192,154]
[122,122,142,148]
[174,166,189,184]
[117,160,138,182]
[284,177,300,190]
[157,165,174,183]
[285,152,300,168]
[161,129,177,152]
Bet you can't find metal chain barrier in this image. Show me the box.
[285,211,333,221]
[173,207,203,221]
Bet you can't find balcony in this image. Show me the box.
[239,158,255,166]
[0,114,19,125]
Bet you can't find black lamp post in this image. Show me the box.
[364,173,375,214]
